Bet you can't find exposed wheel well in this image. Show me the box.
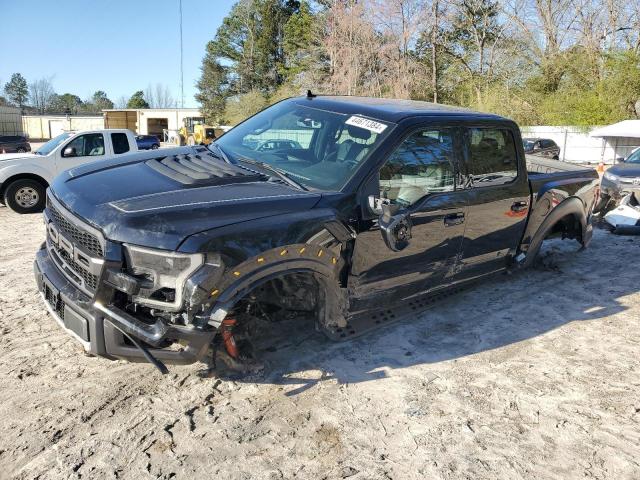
[230,272,322,323]
[545,213,582,242]
[1,174,48,200]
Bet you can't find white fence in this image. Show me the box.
[521,125,639,164]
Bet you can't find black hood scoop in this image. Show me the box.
[146,153,264,187]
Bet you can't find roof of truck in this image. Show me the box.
[292,95,507,123]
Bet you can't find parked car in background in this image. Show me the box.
[0,135,31,153]
[0,129,139,213]
[523,138,560,160]
[135,135,160,150]
[255,139,302,152]
[597,147,640,213]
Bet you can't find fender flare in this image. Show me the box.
[522,197,588,268]
[206,243,348,330]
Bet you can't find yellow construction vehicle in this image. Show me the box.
[175,117,219,146]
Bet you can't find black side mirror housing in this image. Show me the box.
[616,156,625,163]
[379,202,412,252]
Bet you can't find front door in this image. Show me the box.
[454,126,530,282]
[56,132,107,173]
[349,126,468,312]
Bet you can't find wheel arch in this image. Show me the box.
[206,243,349,333]
[1,173,49,200]
[522,196,588,268]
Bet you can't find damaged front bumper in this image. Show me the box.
[34,245,215,366]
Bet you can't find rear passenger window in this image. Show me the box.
[466,128,518,187]
[111,133,130,154]
[380,128,455,206]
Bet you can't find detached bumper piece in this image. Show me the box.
[34,247,215,372]
[604,192,640,235]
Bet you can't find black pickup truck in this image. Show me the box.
[34,96,599,373]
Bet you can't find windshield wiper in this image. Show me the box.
[208,142,231,164]
[238,157,307,191]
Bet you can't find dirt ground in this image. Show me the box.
[1,205,639,480]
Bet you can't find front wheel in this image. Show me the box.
[151,144,159,150]
[17,148,27,153]
[4,179,46,214]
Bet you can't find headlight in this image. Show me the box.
[123,244,204,311]
[603,171,619,182]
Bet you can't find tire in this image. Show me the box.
[151,144,159,150]
[17,148,26,153]
[552,155,559,161]
[187,136,196,146]
[3,179,46,214]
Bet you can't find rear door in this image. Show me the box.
[453,126,530,282]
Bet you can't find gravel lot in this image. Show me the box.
[1,205,639,480]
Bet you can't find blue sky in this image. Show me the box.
[0,0,236,107]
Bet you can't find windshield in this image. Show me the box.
[626,148,640,164]
[214,100,393,190]
[35,133,73,155]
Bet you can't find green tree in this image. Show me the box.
[50,93,83,114]
[195,45,227,124]
[126,90,149,108]
[224,90,268,125]
[4,73,28,109]
[282,0,317,80]
[91,90,114,110]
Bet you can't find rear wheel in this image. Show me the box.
[17,148,26,153]
[151,144,159,150]
[4,179,46,214]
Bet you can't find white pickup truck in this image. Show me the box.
[0,129,140,213]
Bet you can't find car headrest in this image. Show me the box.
[346,124,371,141]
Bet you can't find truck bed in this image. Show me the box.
[526,155,598,195]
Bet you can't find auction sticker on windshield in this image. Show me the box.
[345,116,388,134]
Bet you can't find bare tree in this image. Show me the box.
[144,83,176,108]
[28,76,55,114]
[370,0,427,98]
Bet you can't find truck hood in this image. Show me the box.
[50,152,323,250]
[607,163,640,178]
[0,152,37,163]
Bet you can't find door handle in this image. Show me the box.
[511,201,529,212]
[444,212,465,227]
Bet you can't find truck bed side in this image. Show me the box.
[519,155,599,262]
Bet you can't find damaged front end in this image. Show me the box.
[34,194,225,372]
[34,194,350,374]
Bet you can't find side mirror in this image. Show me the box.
[63,146,77,157]
[616,156,625,163]
[378,202,412,252]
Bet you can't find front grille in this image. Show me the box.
[54,247,99,290]
[48,201,103,257]
[46,194,105,294]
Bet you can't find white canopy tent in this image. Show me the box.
[590,120,640,163]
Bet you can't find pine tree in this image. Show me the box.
[126,91,149,108]
[4,73,28,110]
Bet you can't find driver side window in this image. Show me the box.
[63,133,105,157]
[379,128,456,206]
